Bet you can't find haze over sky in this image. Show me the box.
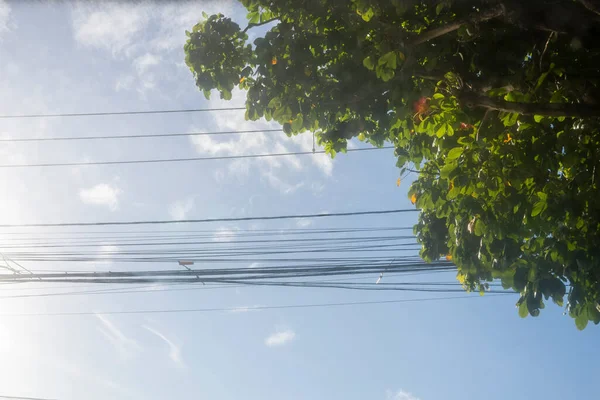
[0,1,597,400]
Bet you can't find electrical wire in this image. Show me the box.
[0,208,417,228]
[0,293,515,317]
[0,146,394,169]
[0,128,283,143]
[0,106,246,119]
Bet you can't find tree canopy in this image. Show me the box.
[184,0,600,329]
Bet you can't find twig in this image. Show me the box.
[476,109,493,142]
[459,92,600,119]
[242,17,280,33]
[410,4,505,46]
[540,32,555,71]
[578,0,600,16]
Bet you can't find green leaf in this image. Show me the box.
[282,122,292,136]
[291,114,304,131]
[378,51,397,69]
[435,123,447,138]
[534,115,544,123]
[433,93,444,100]
[518,301,528,318]
[537,192,548,202]
[576,309,589,330]
[221,89,232,100]
[486,87,509,97]
[440,162,457,179]
[268,97,282,109]
[435,2,445,15]
[474,219,486,236]
[447,147,463,161]
[361,7,374,21]
[247,11,260,24]
[531,201,546,217]
[363,56,375,71]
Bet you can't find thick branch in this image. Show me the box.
[459,92,600,119]
[242,17,280,33]
[410,4,505,46]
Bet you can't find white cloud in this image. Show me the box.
[143,325,184,367]
[134,53,160,73]
[71,1,236,94]
[114,74,135,92]
[190,106,333,193]
[0,0,11,36]
[265,328,296,347]
[212,227,239,242]
[168,197,195,220]
[96,315,140,359]
[72,3,150,56]
[296,218,313,228]
[79,183,121,211]
[386,389,421,400]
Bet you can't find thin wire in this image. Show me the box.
[0,208,417,228]
[0,146,393,169]
[0,128,282,143]
[0,293,515,317]
[0,107,246,119]
[0,396,57,400]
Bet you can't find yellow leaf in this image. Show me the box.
[457,272,466,284]
[239,77,245,83]
[396,178,401,187]
[445,254,453,261]
[448,180,454,191]
[410,193,417,204]
[503,133,512,143]
[271,57,277,65]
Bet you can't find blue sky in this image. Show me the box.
[0,1,598,400]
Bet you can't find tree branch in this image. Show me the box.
[578,0,600,16]
[242,17,280,33]
[459,92,600,119]
[410,4,505,46]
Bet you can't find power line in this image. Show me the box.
[0,146,393,169]
[0,208,417,228]
[0,128,283,143]
[0,396,57,400]
[0,293,515,317]
[0,106,246,119]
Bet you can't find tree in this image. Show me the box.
[184,0,600,329]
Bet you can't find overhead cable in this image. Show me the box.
[0,208,417,228]
[0,106,246,119]
[0,294,515,317]
[0,128,283,143]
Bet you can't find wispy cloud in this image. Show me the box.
[212,227,239,242]
[296,218,313,228]
[72,3,150,56]
[168,197,195,220]
[0,0,12,36]
[79,183,121,211]
[190,89,334,192]
[96,315,140,359]
[143,325,184,367]
[386,389,421,400]
[265,328,296,347]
